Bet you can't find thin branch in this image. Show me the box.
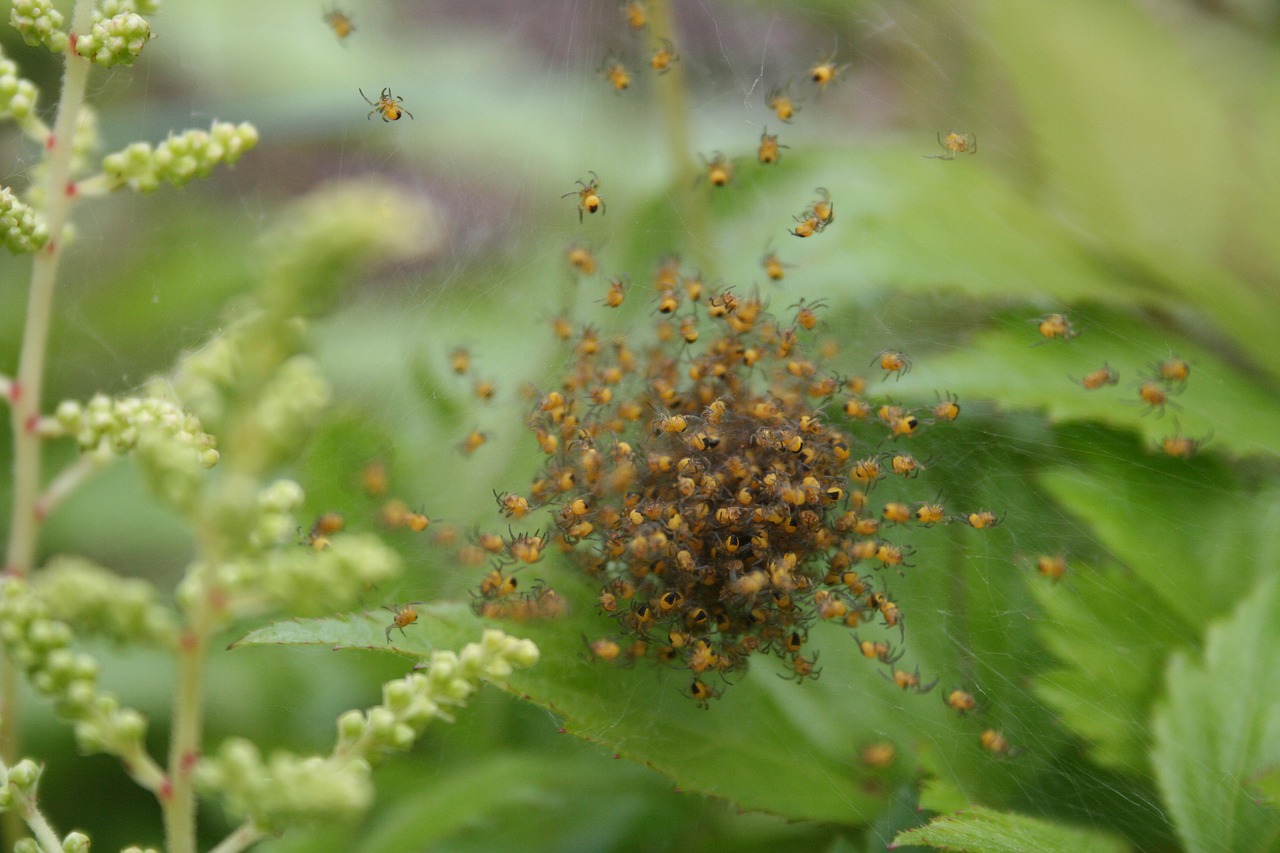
[206,821,269,853]
[3,3,99,848]
[35,454,111,520]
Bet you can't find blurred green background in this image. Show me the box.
[3,0,1280,850]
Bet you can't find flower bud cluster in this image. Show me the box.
[0,52,47,137]
[0,758,42,811]
[178,534,402,620]
[335,630,539,762]
[101,121,259,193]
[54,392,217,465]
[263,180,443,315]
[75,12,152,67]
[197,739,373,831]
[246,355,333,465]
[97,0,161,14]
[0,579,150,758]
[200,631,536,831]
[9,0,67,53]
[0,186,49,253]
[52,392,217,509]
[13,833,90,853]
[248,478,305,550]
[161,327,244,425]
[0,759,91,853]
[34,556,176,647]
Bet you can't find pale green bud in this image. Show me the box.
[9,0,68,52]
[35,557,178,647]
[61,831,90,853]
[76,13,152,67]
[383,679,413,712]
[258,479,305,514]
[337,710,365,741]
[0,186,50,253]
[390,723,415,751]
[366,707,396,738]
[101,122,257,193]
[8,759,40,790]
[97,1,161,17]
[111,708,148,742]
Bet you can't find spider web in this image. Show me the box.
[15,1,1277,852]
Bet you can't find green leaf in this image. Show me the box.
[887,305,1280,459]
[916,746,973,815]
[975,1,1232,262]
[236,415,1143,828]
[1250,768,1280,811]
[707,148,1129,306]
[237,591,933,825]
[358,751,836,853]
[1030,564,1190,774]
[969,0,1280,379]
[1151,576,1280,853]
[891,805,1128,853]
[232,610,412,652]
[263,747,842,853]
[1038,424,1280,627]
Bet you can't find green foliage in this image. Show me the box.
[892,805,1128,853]
[1152,578,1280,853]
[240,602,897,824]
[3,0,1280,851]
[1031,562,1187,774]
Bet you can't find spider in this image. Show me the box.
[926,131,976,160]
[360,87,413,122]
[563,172,605,222]
[324,9,355,41]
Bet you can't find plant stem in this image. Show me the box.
[207,821,268,853]
[164,611,212,853]
[17,793,64,853]
[647,0,715,275]
[18,804,62,850]
[5,0,95,577]
[0,664,17,848]
[2,4,96,848]
[35,454,106,520]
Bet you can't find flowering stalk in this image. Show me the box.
[0,3,261,849]
[198,631,538,851]
[6,0,93,575]
[2,3,96,845]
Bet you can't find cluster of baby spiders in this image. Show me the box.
[765,51,848,126]
[457,255,1008,706]
[1042,314,1205,455]
[594,1,682,95]
[573,42,858,242]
